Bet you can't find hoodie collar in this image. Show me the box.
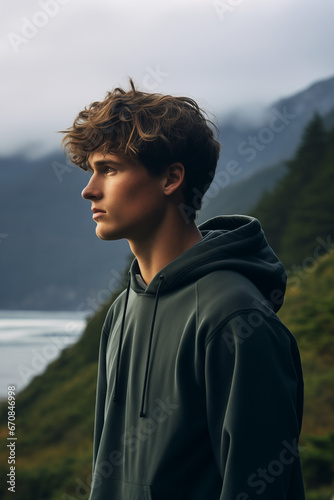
[129,215,286,312]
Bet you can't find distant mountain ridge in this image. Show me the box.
[1,75,334,310]
[198,75,334,221]
[0,156,129,310]
[215,75,334,178]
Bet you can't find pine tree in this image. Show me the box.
[252,114,333,268]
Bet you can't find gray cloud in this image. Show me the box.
[1,0,334,156]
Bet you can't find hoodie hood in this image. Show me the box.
[130,215,286,313]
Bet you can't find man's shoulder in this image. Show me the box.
[196,269,262,301]
[195,270,275,321]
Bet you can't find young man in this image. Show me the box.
[62,80,305,500]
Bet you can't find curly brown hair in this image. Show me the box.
[61,79,221,217]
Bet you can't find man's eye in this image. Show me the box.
[106,166,116,173]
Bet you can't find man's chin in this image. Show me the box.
[95,227,123,241]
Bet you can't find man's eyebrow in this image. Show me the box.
[87,159,122,170]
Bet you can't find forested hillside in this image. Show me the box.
[251,114,334,269]
[278,252,334,500]
[0,115,334,500]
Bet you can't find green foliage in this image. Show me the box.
[276,183,334,499]
[0,282,126,500]
[301,434,334,488]
[251,114,334,269]
[256,115,334,497]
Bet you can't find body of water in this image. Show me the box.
[0,310,88,399]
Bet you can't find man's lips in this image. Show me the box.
[91,208,106,219]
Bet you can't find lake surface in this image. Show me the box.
[0,310,88,399]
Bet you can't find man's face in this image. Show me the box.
[81,151,167,242]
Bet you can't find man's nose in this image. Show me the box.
[81,176,102,200]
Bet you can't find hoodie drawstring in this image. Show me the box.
[113,273,164,418]
[113,273,131,403]
[140,275,164,418]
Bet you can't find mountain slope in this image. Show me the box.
[0,292,123,500]
[213,74,334,182]
[278,253,334,500]
[250,114,334,269]
[0,153,129,310]
[197,161,287,222]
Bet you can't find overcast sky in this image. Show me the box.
[1,0,334,157]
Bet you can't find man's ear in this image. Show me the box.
[163,162,185,197]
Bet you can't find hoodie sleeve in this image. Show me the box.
[204,312,305,500]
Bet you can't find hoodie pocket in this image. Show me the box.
[90,475,152,500]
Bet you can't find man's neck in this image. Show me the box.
[127,212,202,285]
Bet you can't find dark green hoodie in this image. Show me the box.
[89,215,305,500]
